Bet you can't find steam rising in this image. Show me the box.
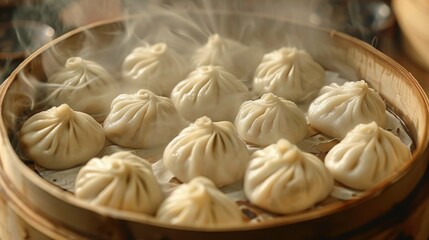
[6,0,344,129]
[4,0,377,142]
[1,1,414,226]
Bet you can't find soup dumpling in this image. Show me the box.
[103,89,187,149]
[308,80,387,138]
[171,65,250,122]
[47,57,119,122]
[19,104,105,170]
[156,177,242,227]
[234,93,307,146]
[324,122,411,190]
[244,139,333,214]
[75,151,163,214]
[253,47,325,103]
[193,34,262,81]
[163,116,250,187]
[122,42,188,96]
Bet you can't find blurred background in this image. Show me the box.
[0,0,401,81]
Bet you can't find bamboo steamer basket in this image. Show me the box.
[0,12,429,240]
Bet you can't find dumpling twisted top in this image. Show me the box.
[75,151,163,214]
[156,177,243,227]
[253,47,325,103]
[308,80,387,138]
[122,42,188,96]
[234,93,307,146]
[163,116,250,187]
[193,34,262,81]
[324,122,411,190]
[20,104,105,169]
[171,65,250,122]
[47,57,119,122]
[103,89,187,149]
[244,139,333,214]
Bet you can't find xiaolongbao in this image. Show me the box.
[19,104,105,170]
[171,65,250,122]
[156,177,242,227]
[324,122,411,190]
[122,42,188,96]
[193,34,262,81]
[308,80,387,138]
[75,151,163,214]
[244,139,333,214]
[234,93,307,146]
[163,116,250,187]
[103,89,187,149]
[47,57,119,122]
[253,47,325,103]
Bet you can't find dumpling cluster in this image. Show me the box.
[234,93,307,146]
[171,65,250,122]
[156,177,243,227]
[20,34,413,226]
[19,104,105,170]
[193,34,262,81]
[163,116,250,187]
[308,80,387,138]
[75,151,163,214]
[103,89,187,149]
[325,122,411,190]
[47,57,119,122]
[122,42,188,96]
[253,47,325,103]
[244,139,333,214]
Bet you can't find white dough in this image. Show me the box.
[103,89,187,149]
[122,42,188,96]
[234,93,307,146]
[156,177,242,227]
[20,104,105,170]
[253,47,325,103]
[193,34,262,81]
[171,65,250,122]
[47,57,119,122]
[308,80,387,138]
[324,122,411,190]
[75,151,163,214]
[244,139,333,214]
[163,116,250,187]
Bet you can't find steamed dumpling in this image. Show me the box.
[163,116,250,187]
[308,80,387,138]
[122,42,188,96]
[171,65,250,122]
[253,47,325,103]
[324,122,411,190]
[75,151,163,214]
[156,177,242,227]
[103,89,187,149]
[193,34,262,81]
[19,104,105,170]
[244,139,333,214]
[47,57,119,122]
[234,93,307,146]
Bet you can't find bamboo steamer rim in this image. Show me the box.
[0,10,428,232]
[0,160,88,240]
